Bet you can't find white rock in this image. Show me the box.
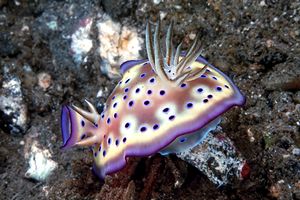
[0,76,27,134]
[71,18,93,63]
[97,15,142,79]
[25,142,57,181]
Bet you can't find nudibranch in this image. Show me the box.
[61,20,245,179]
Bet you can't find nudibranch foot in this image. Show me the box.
[160,117,221,155]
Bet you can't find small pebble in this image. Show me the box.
[153,0,161,4]
[189,32,196,40]
[247,128,255,142]
[266,39,274,48]
[37,73,52,91]
[292,148,300,156]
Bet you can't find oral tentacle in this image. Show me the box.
[61,105,102,150]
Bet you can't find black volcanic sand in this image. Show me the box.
[0,0,299,200]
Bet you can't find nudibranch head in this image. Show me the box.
[61,20,245,179]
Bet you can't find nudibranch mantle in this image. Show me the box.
[61,21,245,179]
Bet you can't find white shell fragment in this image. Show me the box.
[176,131,248,186]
